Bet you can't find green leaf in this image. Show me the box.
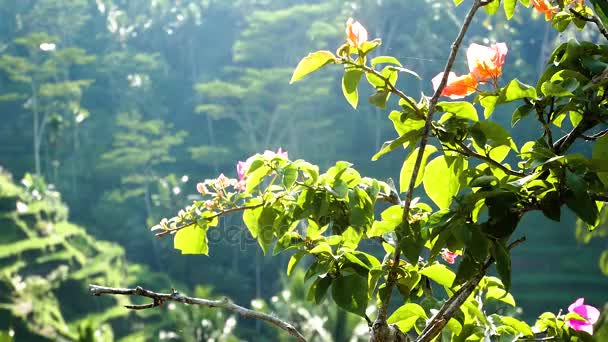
[565,170,599,226]
[511,103,534,127]
[491,240,512,291]
[174,225,209,255]
[590,0,608,28]
[420,263,456,288]
[342,69,363,109]
[290,50,336,84]
[503,79,537,101]
[257,206,277,254]
[484,0,500,15]
[246,164,270,194]
[371,128,424,161]
[593,135,608,186]
[540,191,561,222]
[486,286,516,306]
[399,146,438,193]
[500,317,534,337]
[600,250,608,276]
[287,251,306,276]
[359,39,382,55]
[331,274,369,317]
[368,90,390,109]
[437,101,479,122]
[371,56,402,67]
[503,0,517,19]
[397,221,424,264]
[307,276,332,304]
[387,303,428,333]
[423,156,466,209]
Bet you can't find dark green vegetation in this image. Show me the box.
[0,0,606,340]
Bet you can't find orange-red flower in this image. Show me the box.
[432,72,478,99]
[345,18,368,49]
[467,43,508,83]
[531,0,558,21]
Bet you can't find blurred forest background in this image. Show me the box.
[0,0,606,341]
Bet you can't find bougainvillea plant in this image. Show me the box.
[91,0,608,341]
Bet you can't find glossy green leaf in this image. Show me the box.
[503,79,537,101]
[342,69,363,109]
[503,0,516,19]
[420,263,456,288]
[491,240,512,291]
[484,0,500,15]
[437,101,479,122]
[593,135,608,186]
[331,274,369,317]
[287,250,306,276]
[387,303,428,330]
[600,250,608,276]
[368,90,390,109]
[511,103,534,127]
[290,50,336,84]
[371,128,424,161]
[486,286,516,307]
[424,155,466,209]
[565,170,599,226]
[174,225,208,255]
[371,56,402,67]
[307,276,332,304]
[399,146,438,193]
[500,317,534,337]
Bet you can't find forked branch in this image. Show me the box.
[88,284,307,342]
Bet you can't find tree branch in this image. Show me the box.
[552,118,598,154]
[454,141,526,177]
[88,284,307,342]
[569,8,608,41]
[415,236,526,342]
[373,1,491,336]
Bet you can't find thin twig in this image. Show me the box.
[570,8,608,41]
[88,285,307,342]
[454,141,526,177]
[376,0,490,326]
[415,236,526,342]
[155,203,265,237]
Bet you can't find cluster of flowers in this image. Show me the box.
[432,42,508,99]
[194,148,289,210]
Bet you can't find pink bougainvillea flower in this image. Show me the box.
[346,18,368,49]
[235,180,246,192]
[440,249,458,264]
[237,160,249,180]
[196,182,208,194]
[531,0,558,21]
[263,148,289,159]
[215,173,231,188]
[432,72,478,99]
[467,42,508,83]
[565,298,600,335]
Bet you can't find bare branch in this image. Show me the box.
[88,284,307,342]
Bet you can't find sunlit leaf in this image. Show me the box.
[290,50,336,84]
